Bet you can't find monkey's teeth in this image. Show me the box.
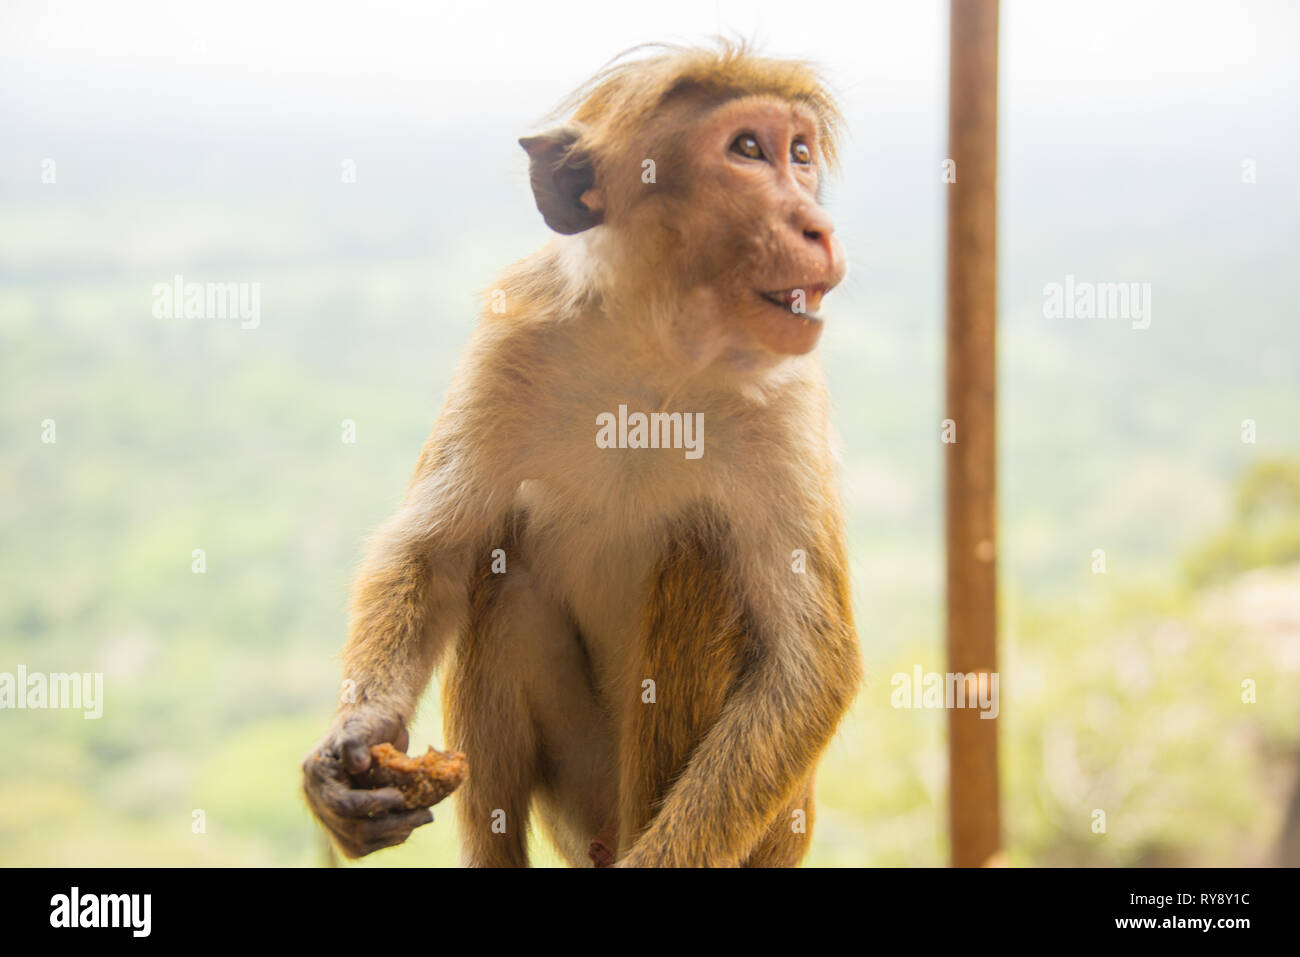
[759,286,827,317]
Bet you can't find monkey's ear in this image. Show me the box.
[519,128,604,235]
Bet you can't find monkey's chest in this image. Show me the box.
[515,503,651,680]
[513,470,723,690]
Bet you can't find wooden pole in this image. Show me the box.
[945,0,1001,868]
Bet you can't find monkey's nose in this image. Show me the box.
[803,228,834,263]
[797,207,838,266]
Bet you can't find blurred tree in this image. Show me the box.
[1280,756,1300,866]
[1187,458,1300,866]
[1183,459,1300,586]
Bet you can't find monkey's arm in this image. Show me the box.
[622,527,862,868]
[303,324,535,856]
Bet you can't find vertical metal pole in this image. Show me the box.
[945,0,1001,868]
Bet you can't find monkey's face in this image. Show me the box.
[673,95,846,357]
[521,92,846,360]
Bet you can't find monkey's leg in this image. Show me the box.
[524,610,618,868]
[443,567,546,867]
[617,508,860,868]
[444,558,615,867]
[617,518,750,861]
[742,776,815,867]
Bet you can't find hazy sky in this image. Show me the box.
[2,0,1296,134]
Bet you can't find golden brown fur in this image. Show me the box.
[302,39,862,867]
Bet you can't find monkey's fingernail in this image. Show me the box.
[343,741,371,771]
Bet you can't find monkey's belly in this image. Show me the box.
[514,483,660,698]
[490,486,756,861]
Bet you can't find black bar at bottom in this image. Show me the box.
[0,866,1278,942]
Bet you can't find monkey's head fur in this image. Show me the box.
[516,40,847,374]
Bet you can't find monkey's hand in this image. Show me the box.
[301,709,434,858]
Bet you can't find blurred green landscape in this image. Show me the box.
[2,3,1299,867]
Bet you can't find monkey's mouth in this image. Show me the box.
[758,284,828,318]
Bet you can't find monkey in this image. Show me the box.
[301,40,862,867]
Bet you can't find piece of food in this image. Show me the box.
[350,743,467,809]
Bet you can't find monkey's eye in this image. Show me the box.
[730,134,765,161]
[791,140,812,165]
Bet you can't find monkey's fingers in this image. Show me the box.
[328,781,413,818]
[303,750,409,817]
[303,755,434,858]
[361,807,433,841]
[336,716,410,774]
[327,807,435,860]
